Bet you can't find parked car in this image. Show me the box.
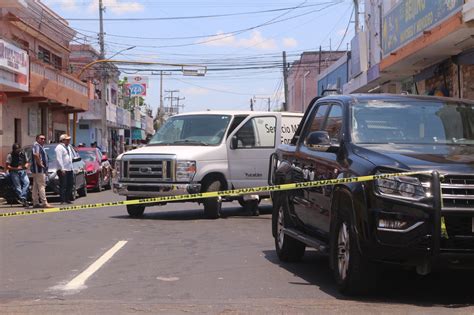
[77,147,113,191]
[270,94,474,295]
[24,144,87,200]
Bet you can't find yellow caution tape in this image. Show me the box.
[0,170,432,218]
[441,216,449,239]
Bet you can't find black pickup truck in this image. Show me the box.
[270,94,474,295]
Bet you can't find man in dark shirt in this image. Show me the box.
[31,134,53,208]
[6,143,30,206]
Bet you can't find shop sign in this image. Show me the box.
[382,0,464,56]
[125,83,147,96]
[124,76,148,96]
[0,39,29,91]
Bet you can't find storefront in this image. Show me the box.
[0,39,30,166]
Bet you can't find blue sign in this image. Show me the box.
[128,83,145,96]
[382,0,464,56]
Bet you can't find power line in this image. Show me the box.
[56,2,339,21]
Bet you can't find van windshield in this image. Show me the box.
[148,115,231,146]
[352,100,474,145]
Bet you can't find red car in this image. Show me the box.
[77,147,113,191]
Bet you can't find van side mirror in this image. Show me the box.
[230,135,239,150]
[72,157,82,162]
[305,131,339,152]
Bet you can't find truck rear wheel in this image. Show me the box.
[273,194,305,261]
[127,205,145,218]
[202,179,222,219]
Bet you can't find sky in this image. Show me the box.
[43,0,355,113]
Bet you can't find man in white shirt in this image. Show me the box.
[55,134,75,204]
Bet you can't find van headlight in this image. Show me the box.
[375,173,430,201]
[114,159,121,180]
[176,161,196,182]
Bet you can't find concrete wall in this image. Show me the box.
[1,97,37,166]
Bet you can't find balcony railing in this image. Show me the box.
[31,61,88,96]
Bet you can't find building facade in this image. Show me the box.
[0,0,89,166]
[287,51,346,112]
[343,0,474,100]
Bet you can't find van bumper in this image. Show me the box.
[113,182,201,197]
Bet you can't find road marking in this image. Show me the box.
[56,240,127,292]
[156,276,179,282]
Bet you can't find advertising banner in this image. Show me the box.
[125,76,148,97]
[382,0,464,56]
[0,39,29,92]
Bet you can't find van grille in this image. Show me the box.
[121,155,174,182]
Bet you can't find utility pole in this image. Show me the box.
[282,51,288,111]
[175,96,185,114]
[165,89,179,115]
[354,0,360,33]
[98,0,107,152]
[253,96,271,111]
[160,71,164,113]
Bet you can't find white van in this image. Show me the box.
[113,111,302,218]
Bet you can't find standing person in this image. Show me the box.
[31,134,53,208]
[56,134,76,204]
[6,143,30,206]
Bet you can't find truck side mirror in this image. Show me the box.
[230,135,239,150]
[305,131,339,152]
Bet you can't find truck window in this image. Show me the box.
[307,104,330,133]
[299,104,330,147]
[324,104,343,142]
[234,116,276,148]
[352,100,474,144]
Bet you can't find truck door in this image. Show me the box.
[298,103,344,237]
[292,104,330,229]
[227,115,278,189]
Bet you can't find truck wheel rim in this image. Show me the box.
[277,206,284,248]
[337,222,350,280]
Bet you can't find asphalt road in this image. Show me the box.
[1,190,474,314]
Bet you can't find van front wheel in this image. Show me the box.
[202,179,222,219]
[127,205,145,218]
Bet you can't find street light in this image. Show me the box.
[107,46,136,60]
